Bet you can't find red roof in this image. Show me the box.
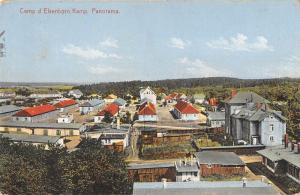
[54,99,77,108]
[169,92,178,99]
[97,103,119,116]
[13,104,57,117]
[138,102,156,115]
[174,101,199,114]
[209,98,218,106]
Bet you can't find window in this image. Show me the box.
[69,130,73,136]
[43,129,48,136]
[207,164,212,168]
[17,128,21,132]
[4,127,9,132]
[193,172,198,176]
[270,136,274,142]
[56,130,61,136]
[270,124,274,131]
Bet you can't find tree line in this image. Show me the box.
[0,138,132,195]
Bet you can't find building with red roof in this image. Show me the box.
[94,103,119,123]
[173,100,200,121]
[138,102,157,121]
[54,99,77,112]
[12,104,58,122]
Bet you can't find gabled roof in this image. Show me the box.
[97,103,119,116]
[0,133,61,144]
[140,86,156,96]
[227,91,269,104]
[194,151,245,166]
[174,101,199,114]
[138,102,156,115]
[257,146,300,168]
[0,105,21,114]
[80,99,104,107]
[113,98,126,106]
[13,104,56,117]
[54,99,77,108]
[232,106,287,122]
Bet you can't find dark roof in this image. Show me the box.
[227,92,269,104]
[0,105,21,114]
[80,99,104,107]
[128,162,174,170]
[133,181,279,195]
[194,151,245,166]
[99,134,126,139]
[257,146,300,167]
[0,121,83,130]
[0,133,61,144]
[232,107,287,122]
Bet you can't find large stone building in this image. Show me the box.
[225,91,286,146]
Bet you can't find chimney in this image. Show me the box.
[161,178,167,189]
[116,117,120,130]
[231,89,237,98]
[284,134,289,148]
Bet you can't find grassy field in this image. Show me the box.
[0,85,74,93]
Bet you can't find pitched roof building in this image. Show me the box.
[54,99,77,108]
[173,101,199,121]
[12,104,58,122]
[225,91,286,146]
[138,102,157,121]
[0,105,21,116]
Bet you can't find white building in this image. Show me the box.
[68,89,83,99]
[140,86,157,105]
[175,158,200,182]
[207,111,225,128]
[79,99,105,115]
[29,93,63,99]
[57,113,73,123]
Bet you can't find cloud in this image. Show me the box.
[87,65,121,75]
[178,57,232,77]
[207,33,273,52]
[274,55,300,78]
[100,38,119,48]
[62,44,122,60]
[169,37,190,49]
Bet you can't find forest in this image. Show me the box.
[0,138,132,195]
[75,77,300,140]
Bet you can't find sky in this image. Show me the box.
[0,0,300,83]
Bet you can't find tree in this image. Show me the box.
[0,138,132,194]
[103,111,113,123]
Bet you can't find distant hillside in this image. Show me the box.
[74,77,300,97]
